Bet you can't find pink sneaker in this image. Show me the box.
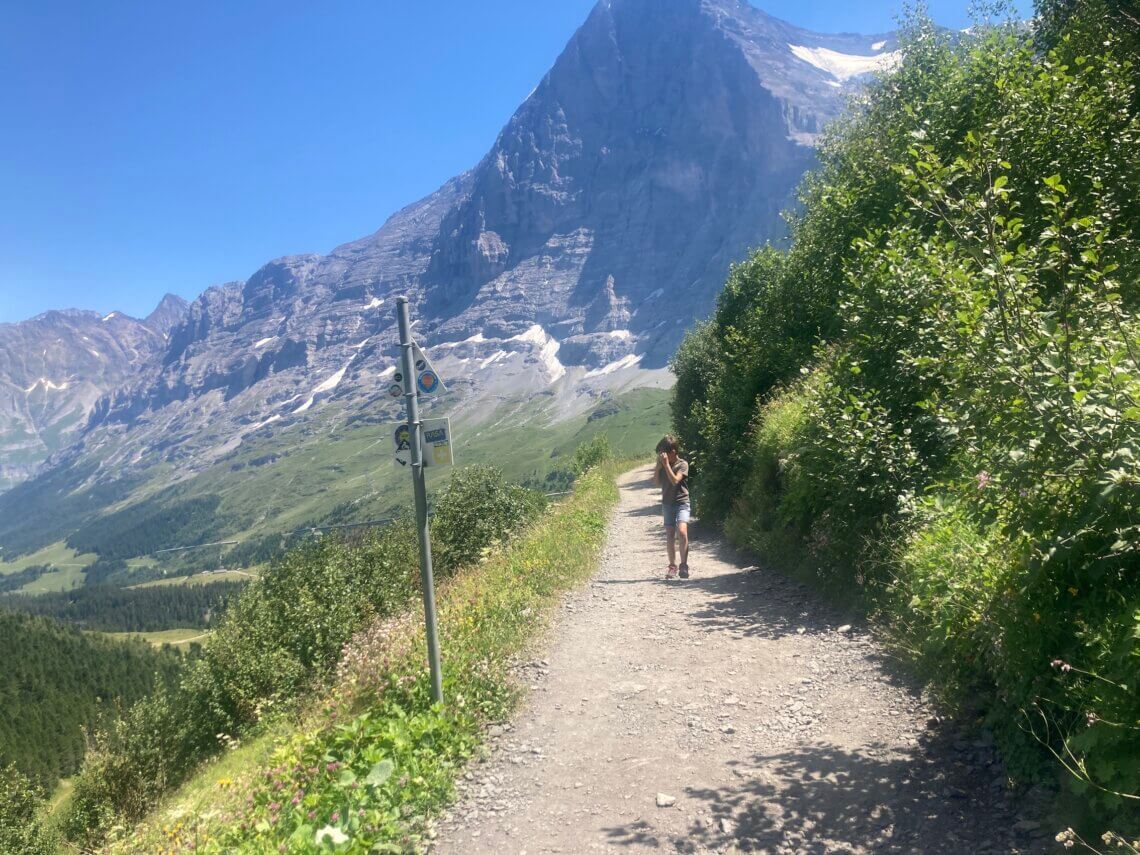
[666,564,679,579]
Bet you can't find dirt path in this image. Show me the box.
[431,467,1050,854]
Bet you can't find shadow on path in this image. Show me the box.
[603,735,1029,853]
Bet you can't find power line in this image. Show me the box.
[153,539,238,555]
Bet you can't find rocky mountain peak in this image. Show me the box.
[0,307,169,490]
[0,2,897,550]
[144,294,191,336]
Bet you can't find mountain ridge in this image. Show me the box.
[0,0,897,560]
[0,294,189,491]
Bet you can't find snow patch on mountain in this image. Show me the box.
[254,337,277,349]
[584,354,643,377]
[479,351,510,369]
[434,332,487,349]
[789,44,898,80]
[24,378,70,393]
[365,297,385,310]
[507,325,549,346]
[251,414,282,431]
[293,363,350,414]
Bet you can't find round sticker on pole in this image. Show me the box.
[417,370,440,395]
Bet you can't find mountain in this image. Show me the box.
[0,295,189,491]
[0,0,895,566]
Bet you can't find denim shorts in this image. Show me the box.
[662,502,691,528]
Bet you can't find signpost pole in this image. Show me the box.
[396,296,444,705]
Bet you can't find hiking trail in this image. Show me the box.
[431,466,1049,854]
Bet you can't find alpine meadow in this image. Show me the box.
[672,0,1139,836]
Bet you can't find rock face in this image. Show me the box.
[0,297,188,490]
[0,0,895,547]
[85,0,893,423]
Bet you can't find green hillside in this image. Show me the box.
[0,387,669,585]
[0,609,186,790]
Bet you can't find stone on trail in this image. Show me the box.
[656,793,677,808]
[837,624,853,634]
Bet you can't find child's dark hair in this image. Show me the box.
[656,435,680,454]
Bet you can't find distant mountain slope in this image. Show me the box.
[0,0,895,560]
[0,295,188,491]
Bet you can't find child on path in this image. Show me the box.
[653,435,690,579]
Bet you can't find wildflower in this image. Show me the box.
[976,470,990,490]
[1050,659,1072,673]
[307,810,317,821]
[1056,827,1076,848]
[1086,711,1099,725]
[331,811,341,823]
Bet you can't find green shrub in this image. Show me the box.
[203,523,420,722]
[64,525,421,843]
[0,763,55,854]
[432,465,547,573]
[678,1,1140,833]
[568,434,613,476]
[724,384,812,571]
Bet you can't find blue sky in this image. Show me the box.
[0,0,1031,323]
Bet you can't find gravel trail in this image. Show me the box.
[432,466,1050,854]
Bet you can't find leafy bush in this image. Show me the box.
[0,763,55,855]
[63,524,423,841]
[432,465,547,573]
[568,433,613,476]
[677,2,1140,834]
[203,523,420,722]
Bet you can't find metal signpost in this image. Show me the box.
[395,297,445,705]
